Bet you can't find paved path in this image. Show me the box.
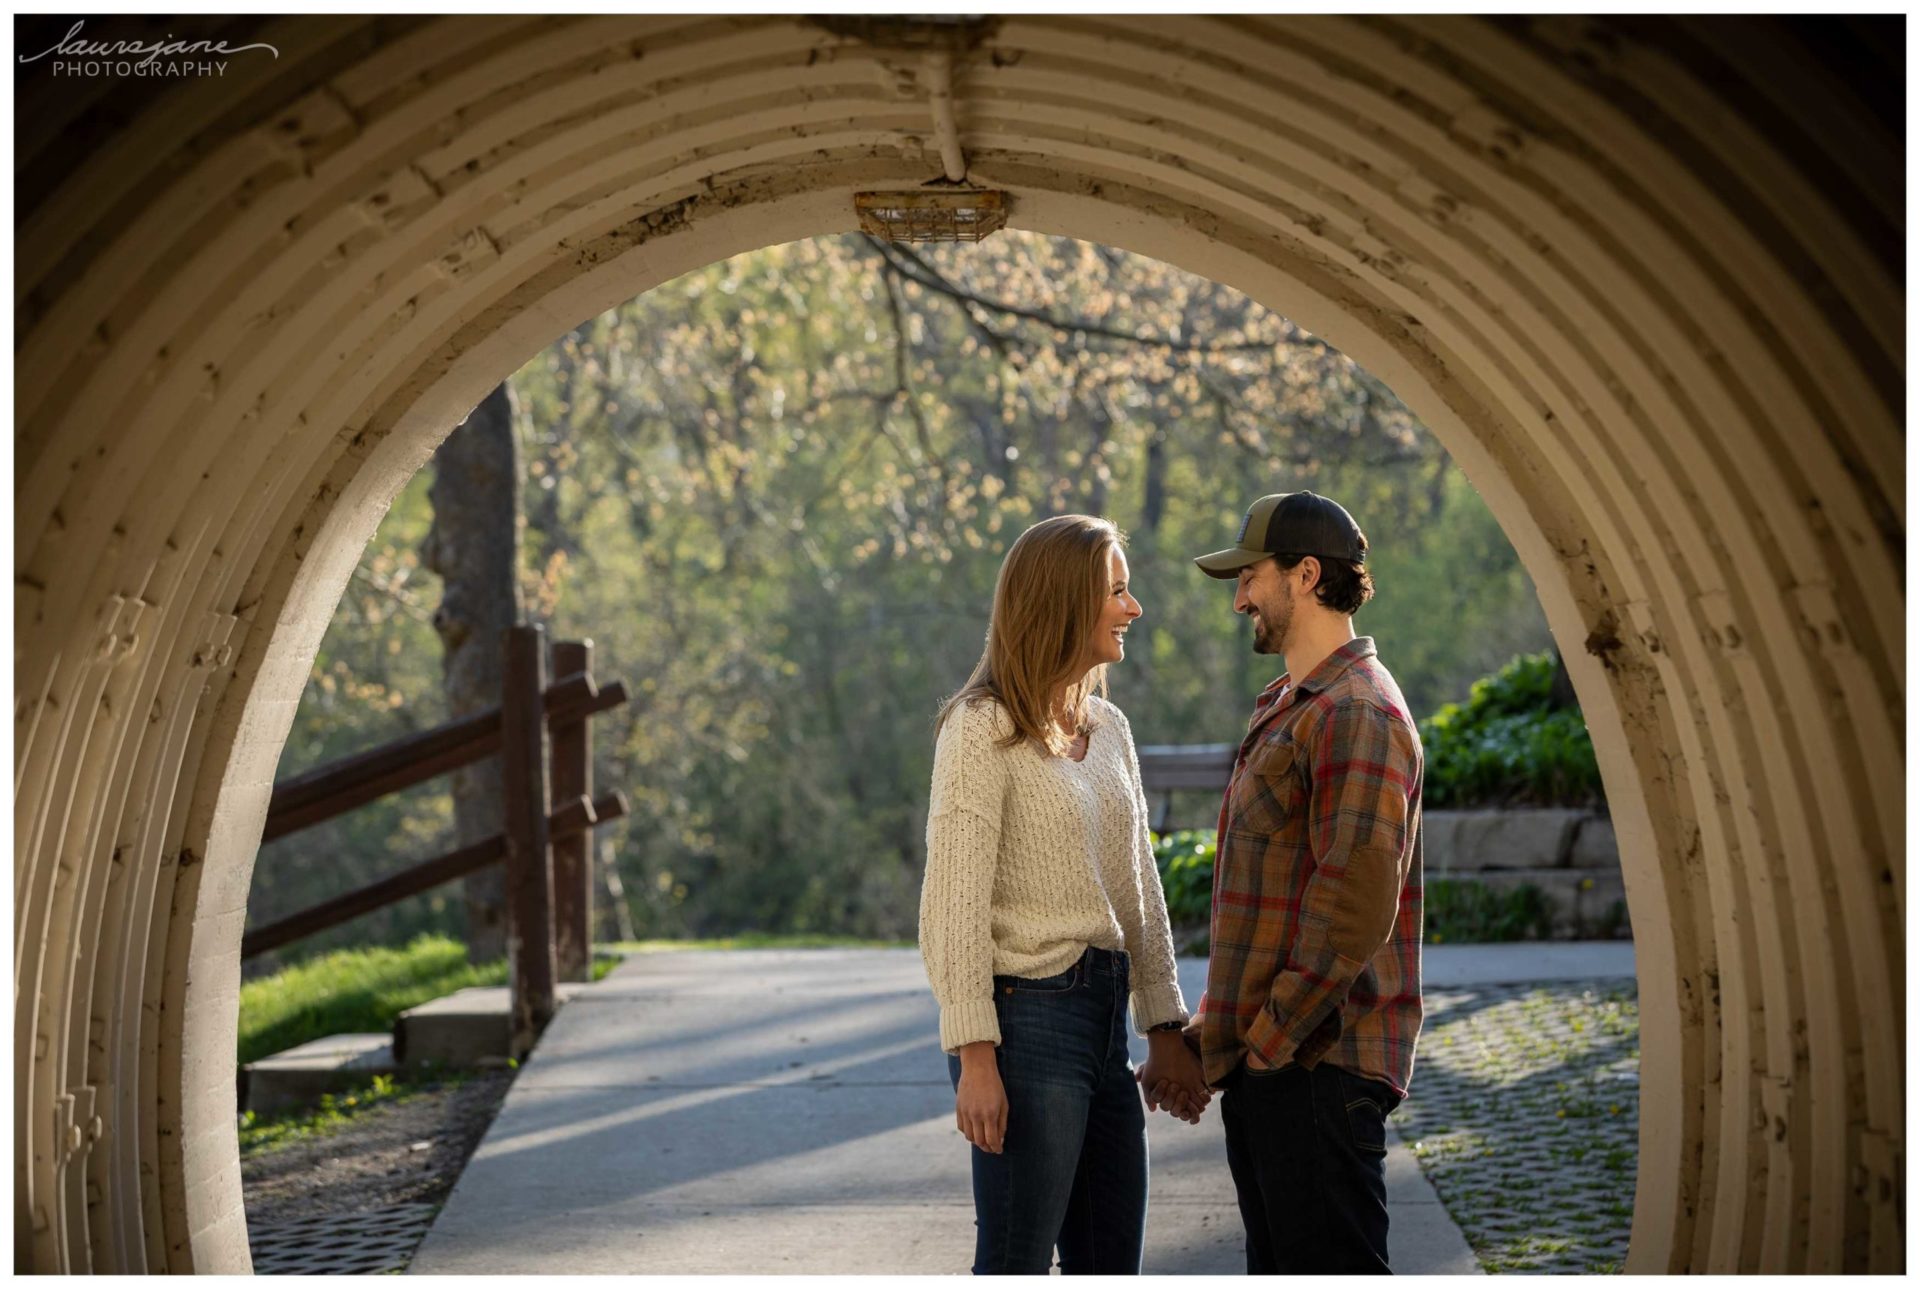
[410,944,1633,1275]
[1395,978,1640,1273]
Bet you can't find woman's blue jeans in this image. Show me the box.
[945,946,1148,1275]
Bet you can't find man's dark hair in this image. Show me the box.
[1275,552,1374,615]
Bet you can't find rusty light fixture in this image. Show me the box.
[855,187,1007,244]
[856,45,1008,243]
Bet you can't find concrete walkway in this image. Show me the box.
[409,944,1634,1275]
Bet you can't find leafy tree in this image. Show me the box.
[250,231,1555,953]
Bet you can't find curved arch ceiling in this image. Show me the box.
[13,15,1900,1273]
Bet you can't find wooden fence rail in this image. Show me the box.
[244,623,630,1057]
[261,670,626,841]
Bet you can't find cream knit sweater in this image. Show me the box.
[919,693,1188,1053]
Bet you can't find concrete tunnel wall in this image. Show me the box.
[12,15,1902,1273]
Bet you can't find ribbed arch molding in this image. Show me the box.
[12,15,1900,1273]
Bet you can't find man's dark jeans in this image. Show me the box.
[945,946,1147,1275]
[1220,1058,1403,1274]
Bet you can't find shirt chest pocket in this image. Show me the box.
[1228,740,1305,837]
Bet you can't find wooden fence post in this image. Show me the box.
[550,638,593,982]
[502,623,556,1058]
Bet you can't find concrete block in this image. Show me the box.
[395,986,510,1067]
[1421,811,1463,874]
[1569,814,1619,869]
[241,1033,396,1116]
[395,982,594,1067]
[1432,808,1583,871]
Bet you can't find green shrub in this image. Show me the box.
[1418,653,1602,808]
[1424,878,1554,944]
[1159,836,1562,945]
[1152,830,1215,929]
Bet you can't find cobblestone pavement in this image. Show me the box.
[1390,979,1639,1274]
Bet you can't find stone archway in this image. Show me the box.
[14,15,1900,1273]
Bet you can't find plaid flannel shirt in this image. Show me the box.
[1192,636,1425,1096]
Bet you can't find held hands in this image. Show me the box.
[1138,1028,1212,1124]
[954,1042,1009,1154]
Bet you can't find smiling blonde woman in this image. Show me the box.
[918,513,1210,1275]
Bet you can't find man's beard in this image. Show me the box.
[1250,584,1293,655]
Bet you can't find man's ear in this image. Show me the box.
[1296,555,1322,595]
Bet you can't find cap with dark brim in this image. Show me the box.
[1193,547,1270,579]
[1193,491,1367,580]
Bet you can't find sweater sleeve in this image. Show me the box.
[919,700,1011,1053]
[1106,703,1188,1034]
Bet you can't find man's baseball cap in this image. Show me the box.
[1194,491,1367,579]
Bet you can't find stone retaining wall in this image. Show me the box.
[1423,809,1627,939]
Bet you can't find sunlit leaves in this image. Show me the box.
[270,229,1550,948]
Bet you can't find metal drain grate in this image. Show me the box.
[248,1201,440,1274]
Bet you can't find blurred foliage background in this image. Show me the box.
[247,231,1568,966]
[1419,652,1603,810]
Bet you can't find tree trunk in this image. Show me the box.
[598,833,637,943]
[422,382,524,963]
[1141,424,1168,538]
[1078,392,1111,518]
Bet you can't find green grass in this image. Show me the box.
[239,1070,418,1156]
[603,933,915,952]
[237,1064,508,1159]
[238,934,618,1066]
[237,935,623,1159]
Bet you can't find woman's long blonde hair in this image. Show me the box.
[936,514,1125,755]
